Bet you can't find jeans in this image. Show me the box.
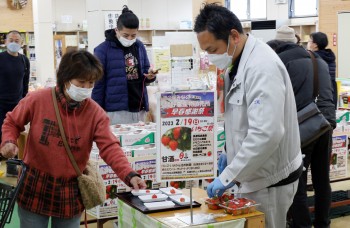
[18,206,81,228]
[289,129,332,228]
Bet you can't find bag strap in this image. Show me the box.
[308,50,319,99]
[51,87,82,176]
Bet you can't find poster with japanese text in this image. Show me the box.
[156,91,217,182]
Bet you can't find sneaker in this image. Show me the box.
[6,161,18,177]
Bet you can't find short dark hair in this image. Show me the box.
[310,32,328,50]
[56,50,103,93]
[6,30,21,39]
[116,5,139,30]
[194,3,243,43]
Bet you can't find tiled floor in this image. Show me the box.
[1,160,349,228]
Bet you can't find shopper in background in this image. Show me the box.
[0,50,146,227]
[0,30,30,176]
[267,26,336,228]
[308,32,337,108]
[194,4,302,228]
[92,5,158,125]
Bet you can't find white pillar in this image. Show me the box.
[86,0,127,53]
[32,0,55,85]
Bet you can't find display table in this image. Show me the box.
[117,188,265,228]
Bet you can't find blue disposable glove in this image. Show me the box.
[207,177,235,198]
[218,153,227,174]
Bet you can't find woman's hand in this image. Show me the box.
[0,142,19,158]
[130,176,147,190]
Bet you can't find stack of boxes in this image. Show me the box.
[88,122,164,219]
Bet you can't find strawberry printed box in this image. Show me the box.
[123,144,157,158]
[113,129,155,147]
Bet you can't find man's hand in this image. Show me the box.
[144,68,160,80]
[218,153,227,174]
[129,176,147,190]
[207,177,235,198]
[0,142,18,158]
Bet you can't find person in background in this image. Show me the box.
[308,32,337,108]
[295,34,301,45]
[0,50,146,228]
[92,5,158,125]
[267,25,336,228]
[194,4,302,228]
[0,30,30,176]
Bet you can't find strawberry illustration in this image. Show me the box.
[207,151,212,156]
[161,135,171,146]
[169,140,178,151]
[173,127,181,140]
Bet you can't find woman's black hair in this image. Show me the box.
[56,50,103,93]
[117,5,139,30]
[310,32,328,50]
[194,3,243,44]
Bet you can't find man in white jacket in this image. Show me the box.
[194,4,303,228]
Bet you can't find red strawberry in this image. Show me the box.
[173,127,181,140]
[152,194,157,199]
[170,188,176,194]
[161,135,171,146]
[146,190,150,193]
[170,181,175,187]
[169,140,178,151]
[180,197,185,202]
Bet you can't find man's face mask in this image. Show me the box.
[207,36,237,70]
[118,36,136,47]
[7,42,21,53]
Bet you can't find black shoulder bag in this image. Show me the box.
[297,51,332,149]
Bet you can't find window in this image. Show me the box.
[290,0,318,18]
[226,0,267,21]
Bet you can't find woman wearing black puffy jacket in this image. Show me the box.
[308,32,337,108]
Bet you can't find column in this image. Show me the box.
[32,0,55,85]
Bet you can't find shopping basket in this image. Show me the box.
[0,159,26,228]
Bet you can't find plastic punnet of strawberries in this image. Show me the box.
[205,193,234,210]
[219,198,258,216]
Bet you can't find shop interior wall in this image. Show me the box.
[0,0,33,31]
[52,0,86,31]
[319,0,350,77]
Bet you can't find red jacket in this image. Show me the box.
[2,87,136,217]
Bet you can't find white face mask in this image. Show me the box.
[66,82,92,102]
[208,37,237,70]
[118,36,136,47]
[7,42,21,53]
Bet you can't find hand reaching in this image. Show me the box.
[129,176,147,190]
[207,177,235,198]
[0,142,18,158]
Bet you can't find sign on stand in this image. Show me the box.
[156,90,217,225]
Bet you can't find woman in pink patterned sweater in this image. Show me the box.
[0,50,146,227]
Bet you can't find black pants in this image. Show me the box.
[0,102,17,144]
[290,129,332,228]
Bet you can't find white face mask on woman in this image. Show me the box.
[207,37,237,70]
[66,82,93,102]
[118,36,136,47]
